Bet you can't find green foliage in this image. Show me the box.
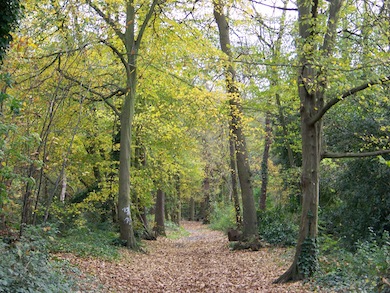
[50,223,120,261]
[0,225,78,292]
[314,231,390,292]
[209,201,236,232]
[320,158,390,250]
[257,208,298,246]
[298,237,319,279]
[165,221,190,240]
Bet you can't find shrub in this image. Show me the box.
[257,208,298,246]
[209,201,236,232]
[314,230,390,292]
[0,225,78,292]
[50,223,120,261]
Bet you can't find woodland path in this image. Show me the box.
[69,221,312,292]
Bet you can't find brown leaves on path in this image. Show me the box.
[65,221,311,292]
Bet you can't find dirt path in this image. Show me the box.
[69,221,312,292]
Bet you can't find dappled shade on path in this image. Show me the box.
[68,221,311,292]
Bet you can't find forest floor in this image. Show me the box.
[62,221,312,292]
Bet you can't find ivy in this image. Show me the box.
[298,237,320,278]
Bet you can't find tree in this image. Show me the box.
[213,0,258,240]
[80,0,160,248]
[276,0,390,282]
[154,189,165,236]
[0,0,21,61]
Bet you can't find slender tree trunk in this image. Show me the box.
[154,189,165,236]
[189,197,195,221]
[202,177,211,224]
[213,1,258,239]
[118,80,137,247]
[175,174,181,225]
[275,93,295,168]
[229,132,241,225]
[260,113,272,211]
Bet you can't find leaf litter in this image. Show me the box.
[61,221,312,292]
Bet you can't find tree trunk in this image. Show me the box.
[213,1,258,240]
[201,177,211,224]
[275,93,295,168]
[275,0,343,282]
[275,96,320,282]
[259,113,272,211]
[154,189,165,236]
[117,78,137,247]
[175,174,181,225]
[189,197,195,221]
[229,131,241,225]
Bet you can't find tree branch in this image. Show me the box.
[58,69,123,116]
[135,0,159,51]
[322,149,390,159]
[309,75,390,125]
[249,0,298,11]
[100,39,131,78]
[86,0,125,43]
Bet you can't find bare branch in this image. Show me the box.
[58,69,123,116]
[249,0,297,11]
[86,0,125,43]
[100,39,131,77]
[32,44,90,59]
[322,149,390,159]
[309,75,390,125]
[135,0,159,51]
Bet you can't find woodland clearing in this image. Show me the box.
[61,221,311,292]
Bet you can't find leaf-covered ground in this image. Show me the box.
[64,221,311,292]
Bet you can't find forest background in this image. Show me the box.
[0,0,389,291]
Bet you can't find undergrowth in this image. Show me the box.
[165,221,190,239]
[51,222,120,261]
[312,230,390,292]
[209,201,236,232]
[0,225,78,292]
[257,208,298,246]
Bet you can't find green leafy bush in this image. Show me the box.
[257,208,298,246]
[51,223,120,261]
[0,225,78,292]
[314,230,390,292]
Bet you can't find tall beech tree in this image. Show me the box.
[84,0,159,248]
[276,0,390,282]
[213,0,258,240]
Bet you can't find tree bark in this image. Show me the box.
[201,177,211,224]
[213,0,258,239]
[154,189,166,236]
[229,134,241,225]
[259,113,272,211]
[189,197,195,221]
